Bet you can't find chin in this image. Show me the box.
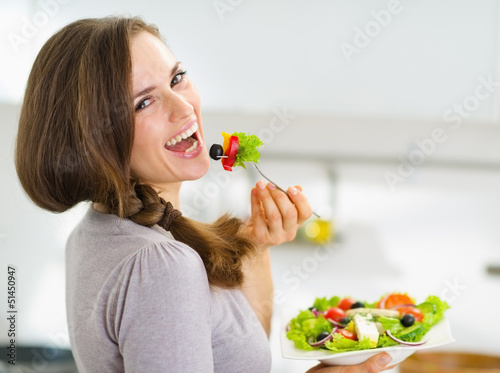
[184,153,211,181]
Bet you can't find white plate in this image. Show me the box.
[280,308,455,366]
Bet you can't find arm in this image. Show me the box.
[241,181,312,337]
[241,184,396,373]
[241,248,273,336]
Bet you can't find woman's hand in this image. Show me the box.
[240,180,312,335]
[243,180,313,251]
[307,353,394,373]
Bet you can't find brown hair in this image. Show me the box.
[15,17,255,288]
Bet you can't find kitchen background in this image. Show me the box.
[1,0,500,372]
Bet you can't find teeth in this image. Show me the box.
[166,122,199,146]
[184,140,198,153]
[165,122,200,148]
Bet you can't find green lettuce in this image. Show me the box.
[363,301,378,308]
[377,316,404,335]
[288,310,332,339]
[377,334,399,347]
[286,330,315,351]
[288,310,315,331]
[324,334,373,352]
[232,132,264,169]
[419,295,450,332]
[286,310,332,350]
[312,296,340,311]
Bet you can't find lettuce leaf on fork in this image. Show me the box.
[232,132,264,169]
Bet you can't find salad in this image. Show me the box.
[209,132,264,171]
[286,293,449,353]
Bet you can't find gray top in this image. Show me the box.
[65,206,272,372]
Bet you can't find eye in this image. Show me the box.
[171,70,187,87]
[135,96,154,112]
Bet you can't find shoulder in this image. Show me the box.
[129,239,206,279]
[110,240,211,335]
[70,205,209,292]
[69,205,199,261]
[116,234,209,293]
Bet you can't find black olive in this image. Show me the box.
[308,307,315,311]
[401,314,415,327]
[340,317,351,324]
[209,144,223,160]
[351,301,364,309]
[316,331,330,342]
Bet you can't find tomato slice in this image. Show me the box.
[338,329,357,340]
[324,307,346,323]
[377,293,414,309]
[221,136,239,171]
[398,306,423,322]
[337,298,356,311]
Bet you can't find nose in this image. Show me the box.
[165,91,194,124]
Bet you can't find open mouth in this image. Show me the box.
[164,122,200,153]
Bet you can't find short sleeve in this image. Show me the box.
[108,241,214,373]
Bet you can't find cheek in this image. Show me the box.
[187,81,201,110]
[129,120,154,176]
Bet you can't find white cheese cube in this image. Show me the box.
[353,314,379,348]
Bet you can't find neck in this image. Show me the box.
[156,182,182,209]
[92,182,183,214]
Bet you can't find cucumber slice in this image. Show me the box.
[398,323,425,341]
[417,302,437,315]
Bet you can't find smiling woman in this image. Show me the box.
[129,31,209,189]
[13,15,390,373]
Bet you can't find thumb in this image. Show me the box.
[363,352,393,372]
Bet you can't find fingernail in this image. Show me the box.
[267,183,276,191]
[288,186,298,195]
[257,180,266,190]
[378,354,392,367]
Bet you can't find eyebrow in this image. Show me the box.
[133,61,182,100]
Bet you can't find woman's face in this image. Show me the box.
[129,31,210,190]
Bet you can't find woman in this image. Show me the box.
[15,16,393,372]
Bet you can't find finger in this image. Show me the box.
[305,363,325,373]
[382,365,397,371]
[305,353,393,373]
[265,182,300,236]
[360,352,393,372]
[255,180,283,235]
[306,362,354,373]
[250,186,269,242]
[287,185,313,224]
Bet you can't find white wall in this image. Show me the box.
[1,0,500,121]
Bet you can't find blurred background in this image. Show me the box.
[1,0,500,372]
